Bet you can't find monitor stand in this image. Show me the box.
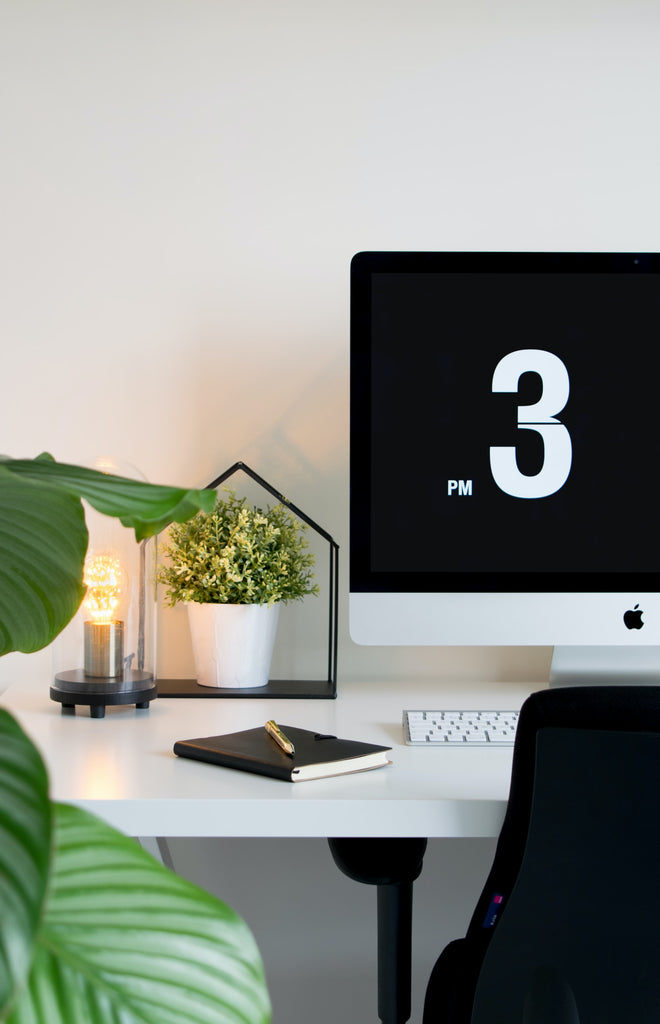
[549,646,660,687]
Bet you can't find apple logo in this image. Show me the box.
[623,604,644,630]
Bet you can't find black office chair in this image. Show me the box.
[423,685,660,1024]
[328,836,428,1024]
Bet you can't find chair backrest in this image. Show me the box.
[461,685,660,1023]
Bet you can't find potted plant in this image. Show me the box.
[0,454,271,1024]
[159,491,319,688]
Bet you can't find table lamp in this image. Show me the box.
[50,458,158,718]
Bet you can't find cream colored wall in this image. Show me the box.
[8,0,658,689]
[2,3,660,1020]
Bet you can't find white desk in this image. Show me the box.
[1,675,534,840]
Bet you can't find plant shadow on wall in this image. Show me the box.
[0,454,271,1024]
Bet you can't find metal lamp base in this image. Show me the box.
[51,670,157,718]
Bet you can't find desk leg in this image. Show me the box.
[137,837,174,870]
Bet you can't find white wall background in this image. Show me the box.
[2,0,660,1020]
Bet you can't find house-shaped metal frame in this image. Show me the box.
[157,462,338,699]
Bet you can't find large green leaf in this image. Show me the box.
[0,711,51,1019]
[0,456,216,541]
[0,455,216,654]
[5,804,270,1024]
[0,471,87,655]
[0,711,270,1024]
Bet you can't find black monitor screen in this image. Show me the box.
[350,251,660,594]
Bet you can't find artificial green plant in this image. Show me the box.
[159,490,319,607]
[0,454,271,1024]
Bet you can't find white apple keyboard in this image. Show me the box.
[403,709,520,746]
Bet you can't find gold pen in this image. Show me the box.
[265,720,295,757]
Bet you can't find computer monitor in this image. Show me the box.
[349,251,660,685]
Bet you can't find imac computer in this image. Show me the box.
[349,251,660,686]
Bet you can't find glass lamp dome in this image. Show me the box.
[51,458,158,718]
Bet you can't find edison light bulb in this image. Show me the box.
[83,553,125,678]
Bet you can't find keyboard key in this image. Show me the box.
[403,709,519,746]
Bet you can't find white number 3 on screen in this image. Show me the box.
[490,349,572,499]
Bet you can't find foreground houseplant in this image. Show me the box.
[159,490,319,687]
[0,454,271,1024]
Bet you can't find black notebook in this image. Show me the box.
[173,725,392,782]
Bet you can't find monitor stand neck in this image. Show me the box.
[549,646,660,688]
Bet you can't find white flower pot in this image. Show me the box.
[186,602,280,688]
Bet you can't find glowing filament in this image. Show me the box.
[83,555,123,623]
